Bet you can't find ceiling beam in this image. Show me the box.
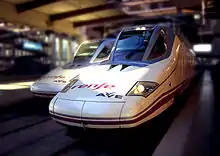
[73,8,196,28]
[0,1,77,35]
[73,7,194,27]
[171,0,201,8]
[73,15,176,28]
[16,0,63,13]
[50,0,171,22]
[50,2,120,22]
[125,0,169,6]
[73,15,134,27]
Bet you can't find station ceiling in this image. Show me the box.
[0,0,215,36]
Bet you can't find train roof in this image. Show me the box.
[122,23,173,31]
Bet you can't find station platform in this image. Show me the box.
[0,75,39,108]
[153,66,220,156]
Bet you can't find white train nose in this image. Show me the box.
[50,97,125,128]
[31,82,65,94]
[50,98,84,127]
[81,101,125,128]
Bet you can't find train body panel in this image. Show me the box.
[49,24,196,129]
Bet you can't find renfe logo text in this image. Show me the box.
[71,83,115,90]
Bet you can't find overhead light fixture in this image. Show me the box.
[194,14,201,20]
[45,36,49,42]
[13,28,20,32]
[23,26,30,31]
[89,46,98,49]
[135,27,146,30]
[193,43,212,52]
[0,22,5,27]
[23,41,43,51]
[7,22,13,26]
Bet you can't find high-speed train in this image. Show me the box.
[30,39,114,98]
[49,24,196,129]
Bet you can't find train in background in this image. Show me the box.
[30,38,115,98]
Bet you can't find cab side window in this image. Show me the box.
[96,46,111,59]
[148,31,167,60]
[93,41,114,62]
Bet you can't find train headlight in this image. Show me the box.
[127,81,158,97]
[60,79,78,93]
[134,84,145,94]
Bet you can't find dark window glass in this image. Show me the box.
[75,42,101,58]
[113,30,153,62]
[72,41,101,62]
[94,40,114,62]
[62,41,101,69]
[147,33,167,60]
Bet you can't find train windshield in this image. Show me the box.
[111,29,167,66]
[74,41,101,61]
[92,39,114,63]
[112,30,153,62]
[62,41,101,69]
[63,40,114,69]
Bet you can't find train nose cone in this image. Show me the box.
[31,82,65,94]
[81,101,125,128]
[50,98,84,127]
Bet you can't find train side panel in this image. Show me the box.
[168,36,185,88]
[178,33,196,81]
